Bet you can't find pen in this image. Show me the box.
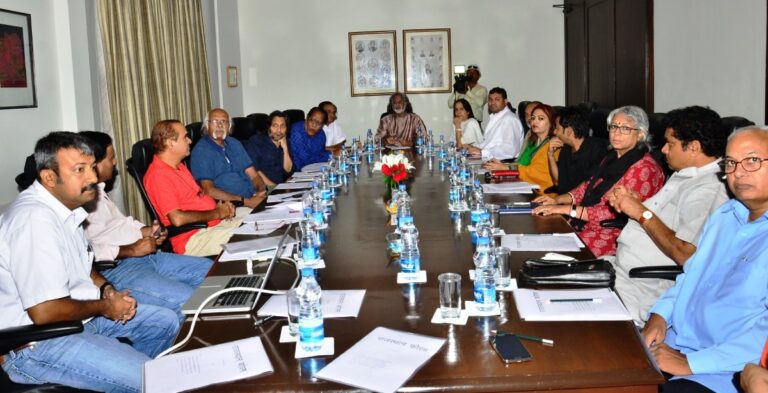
[515,333,555,346]
[547,298,603,303]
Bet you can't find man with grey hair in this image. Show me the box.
[190,108,266,208]
[642,126,768,392]
[376,92,427,147]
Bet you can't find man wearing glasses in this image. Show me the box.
[639,126,768,392]
[447,64,487,124]
[607,106,729,325]
[190,108,266,208]
[290,107,331,171]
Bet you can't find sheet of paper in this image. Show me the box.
[274,182,313,190]
[299,162,326,173]
[315,327,445,393]
[267,190,306,202]
[291,171,319,179]
[231,221,285,236]
[386,145,412,150]
[266,201,303,211]
[219,242,294,262]
[512,288,632,321]
[287,177,314,183]
[256,290,366,318]
[481,182,539,194]
[243,208,303,224]
[501,233,584,252]
[143,336,273,393]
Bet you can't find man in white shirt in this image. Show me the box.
[466,87,524,160]
[0,132,179,392]
[446,64,488,124]
[80,131,212,323]
[320,101,346,155]
[606,106,729,325]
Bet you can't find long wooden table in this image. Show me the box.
[176,152,664,392]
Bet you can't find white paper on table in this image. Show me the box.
[143,336,273,393]
[315,327,445,393]
[481,182,540,194]
[222,235,286,254]
[512,288,632,321]
[299,162,326,172]
[243,208,303,224]
[541,252,577,261]
[266,201,303,211]
[291,171,319,179]
[274,182,313,190]
[287,177,314,183]
[231,221,285,236]
[256,290,366,318]
[501,233,584,252]
[218,242,295,262]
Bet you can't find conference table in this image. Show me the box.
[175,151,664,392]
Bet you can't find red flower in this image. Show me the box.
[381,164,393,176]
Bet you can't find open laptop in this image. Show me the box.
[181,224,293,315]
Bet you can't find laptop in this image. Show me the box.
[181,224,293,315]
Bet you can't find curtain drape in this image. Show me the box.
[97,0,211,221]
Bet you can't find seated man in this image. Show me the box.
[546,106,609,194]
[607,106,728,325]
[244,110,293,187]
[289,107,331,171]
[466,87,524,160]
[144,119,238,256]
[190,108,266,208]
[0,132,179,392]
[320,100,347,155]
[641,126,768,392]
[79,131,212,322]
[376,92,427,147]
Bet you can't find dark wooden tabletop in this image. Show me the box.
[175,152,664,392]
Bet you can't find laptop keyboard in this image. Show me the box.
[213,276,262,307]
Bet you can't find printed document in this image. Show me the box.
[243,208,303,224]
[143,337,273,393]
[482,182,539,194]
[274,182,313,190]
[315,327,445,393]
[257,290,366,318]
[512,288,632,321]
[501,233,584,252]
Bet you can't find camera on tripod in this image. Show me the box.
[453,65,468,93]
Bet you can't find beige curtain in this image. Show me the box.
[97,0,211,221]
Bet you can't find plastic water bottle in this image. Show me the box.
[438,134,446,159]
[396,184,412,229]
[339,148,349,173]
[470,180,486,226]
[449,168,469,212]
[473,234,497,313]
[416,126,424,155]
[400,225,420,273]
[299,217,321,261]
[426,130,435,156]
[297,268,324,352]
[309,181,326,228]
[472,211,493,245]
[365,129,374,153]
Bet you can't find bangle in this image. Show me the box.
[100,281,113,299]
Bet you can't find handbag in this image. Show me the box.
[519,258,615,287]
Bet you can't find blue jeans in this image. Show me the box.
[102,251,212,323]
[1,304,179,393]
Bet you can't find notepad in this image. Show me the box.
[501,233,584,252]
[512,288,632,321]
[482,182,539,194]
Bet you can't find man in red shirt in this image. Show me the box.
[144,119,236,256]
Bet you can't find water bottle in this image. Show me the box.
[470,180,486,226]
[438,134,446,159]
[297,268,324,352]
[400,225,420,273]
[318,170,333,205]
[426,130,435,156]
[473,234,497,313]
[448,168,469,212]
[339,148,349,173]
[300,218,321,262]
[310,181,326,228]
[416,126,424,155]
[350,137,360,163]
[396,184,412,229]
[366,129,374,153]
[472,211,492,245]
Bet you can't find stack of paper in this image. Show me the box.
[512,288,632,321]
[501,233,584,252]
[231,221,285,236]
[299,162,326,172]
[482,182,540,194]
[256,290,366,318]
[274,182,313,191]
[315,327,445,393]
[266,190,305,203]
[219,236,295,262]
[243,208,302,224]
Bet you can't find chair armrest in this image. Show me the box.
[600,217,628,229]
[94,260,118,271]
[628,266,683,281]
[166,223,208,238]
[0,321,84,354]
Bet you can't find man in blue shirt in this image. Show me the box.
[244,110,293,187]
[289,107,330,171]
[643,126,768,393]
[190,108,266,208]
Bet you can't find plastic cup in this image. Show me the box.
[486,203,501,228]
[438,273,462,319]
[493,247,511,288]
[286,288,300,336]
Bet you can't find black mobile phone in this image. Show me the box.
[490,334,532,363]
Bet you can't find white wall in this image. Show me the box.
[655,0,766,123]
[232,0,566,139]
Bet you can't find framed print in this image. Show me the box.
[403,28,451,94]
[348,30,397,97]
[0,8,36,109]
[226,66,238,87]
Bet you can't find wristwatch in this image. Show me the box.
[638,210,654,225]
[570,206,578,218]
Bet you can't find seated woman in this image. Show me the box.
[453,98,483,148]
[485,103,558,192]
[531,105,665,257]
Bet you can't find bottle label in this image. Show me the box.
[302,246,319,261]
[474,281,496,305]
[400,256,420,273]
[299,316,324,345]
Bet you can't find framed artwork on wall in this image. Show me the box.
[0,8,36,109]
[403,28,451,94]
[348,30,397,97]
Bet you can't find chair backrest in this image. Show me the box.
[186,121,203,148]
[125,138,161,222]
[721,116,755,135]
[14,154,36,192]
[648,112,668,149]
[231,116,258,141]
[283,109,305,128]
[247,113,270,135]
[517,101,531,133]
[589,108,610,139]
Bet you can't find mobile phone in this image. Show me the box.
[152,226,163,238]
[490,334,532,363]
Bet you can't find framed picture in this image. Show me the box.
[0,8,36,109]
[348,30,397,97]
[226,66,238,87]
[403,28,451,94]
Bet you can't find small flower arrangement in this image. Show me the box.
[373,153,414,188]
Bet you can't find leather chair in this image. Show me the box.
[588,108,610,139]
[598,218,683,280]
[247,113,269,135]
[721,116,755,135]
[283,109,305,129]
[185,121,203,149]
[124,139,206,241]
[648,112,672,177]
[517,101,531,133]
[231,117,258,142]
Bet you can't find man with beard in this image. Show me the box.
[376,92,427,147]
[244,110,294,187]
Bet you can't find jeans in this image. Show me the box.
[102,251,213,323]
[1,304,179,393]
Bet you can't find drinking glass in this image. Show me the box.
[438,273,462,319]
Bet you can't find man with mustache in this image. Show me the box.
[641,126,768,392]
[0,132,179,392]
[376,92,427,147]
[244,110,293,187]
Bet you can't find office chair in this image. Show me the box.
[283,109,305,129]
[231,117,258,141]
[598,218,683,280]
[516,101,531,133]
[247,113,269,135]
[588,108,610,139]
[185,122,203,149]
[124,139,207,241]
[721,116,755,134]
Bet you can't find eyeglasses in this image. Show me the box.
[607,124,638,135]
[208,119,230,126]
[721,157,768,174]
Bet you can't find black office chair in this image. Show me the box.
[247,113,269,135]
[124,139,207,241]
[648,112,672,177]
[185,121,203,149]
[283,109,305,129]
[721,116,755,135]
[589,108,610,139]
[598,218,683,280]
[0,321,87,392]
[517,100,531,133]
[231,117,258,141]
